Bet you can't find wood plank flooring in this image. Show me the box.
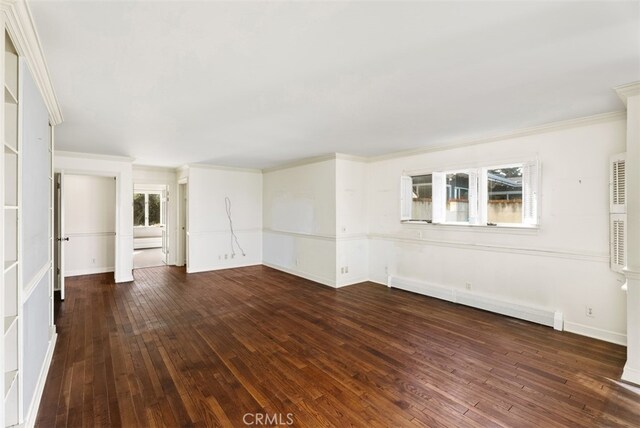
[36,265,640,427]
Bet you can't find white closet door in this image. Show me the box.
[55,172,66,301]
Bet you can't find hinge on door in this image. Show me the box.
[57,268,60,275]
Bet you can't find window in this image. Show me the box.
[148,193,161,225]
[133,193,146,226]
[411,174,432,221]
[446,172,469,223]
[400,160,538,227]
[487,166,522,225]
[133,191,164,227]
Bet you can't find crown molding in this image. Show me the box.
[614,81,640,106]
[1,0,63,125]
[335,153,367,163]
[55,150,134,163]
[188,163,262,174]
[56,109,627,173]
[367,110,626,163]
[262,154,338,173]
[263,152,366,173]
[132,164,176,173]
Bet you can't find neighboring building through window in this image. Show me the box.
[401,160,538,227]
[487,166,523,224]
[446,172,469,223]
[411,174,432,221]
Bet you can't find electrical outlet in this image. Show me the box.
[340,267,344,274]
[231,254,235,259]
[465,282,472,290]
[586,306,595,318]
[295,258,299,266]
[92,258,96,264]
[345,266,349,274]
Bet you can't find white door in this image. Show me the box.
[178,183,188,266]
[54,172,66,300]
[161,187,169,265]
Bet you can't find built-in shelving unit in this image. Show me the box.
[0,5,62,427]
[2,30,21,428]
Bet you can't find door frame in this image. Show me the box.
[132,183,170,268]
[54,172,65,300]
[177,179,189,269]
[53,168,119,284]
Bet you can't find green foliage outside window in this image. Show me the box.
[148,193,161,226]
[133,193,145,226]
[133,192,163,226]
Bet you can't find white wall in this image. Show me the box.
[54,153,134,282]
[133,227,162,239]
[366,117,628,344]
[262,156,369,288]
[63,174,115,276]
[51,117,628,346]
[263,159,337,286]
[336,158,369,287]
[186,165,262,273]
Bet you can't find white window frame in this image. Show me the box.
[484,162,527,227]
[134,190,164,227]
[438,169,475,225]
[401,159,539,229]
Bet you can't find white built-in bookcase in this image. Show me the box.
[0,4,61,426]
[2,29,21,427]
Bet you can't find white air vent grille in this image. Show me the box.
[612,159,626,205]
[610,154,626,215]
[610,214,626,273]
[609,153,626,273]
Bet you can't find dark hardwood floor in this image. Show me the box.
[36,265,640,427]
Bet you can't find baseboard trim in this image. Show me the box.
[622,365,640,386]
[367,276,389,287]
[336,277,369,288]
[389,275,563,330]
[262,262,336,288]
[115,273,134,283]
[564,321,627,346]
[187,261,262,274]
[24,329,57,428]
[65,267,114,277]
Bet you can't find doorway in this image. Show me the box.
[133,184,169,269]
[177,181,188,267]
[54,172,117,302]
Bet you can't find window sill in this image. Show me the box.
[401,221,539,234]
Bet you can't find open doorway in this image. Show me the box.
[133,184,169,269]
[53,172,117,303]
[177,181,188,268]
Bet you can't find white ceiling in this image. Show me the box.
[31,1,640,169]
